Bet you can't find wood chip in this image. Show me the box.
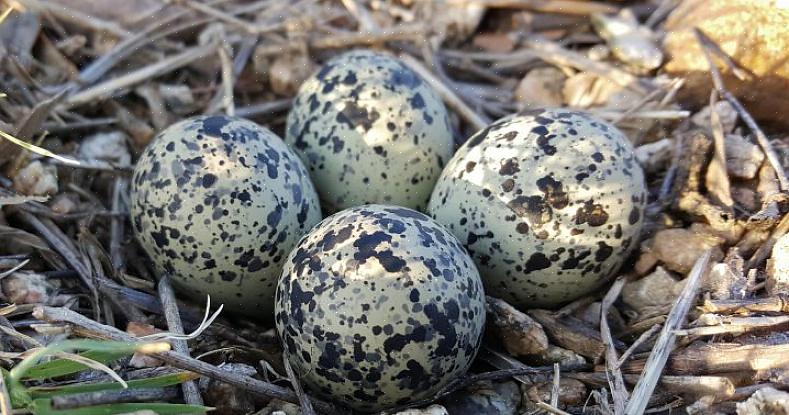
[486,296,549,357]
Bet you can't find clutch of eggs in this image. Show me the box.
[428,109,647,309]
[130,115,322,317]
[285,50,454,211]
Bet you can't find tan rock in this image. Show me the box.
[725,134,764,180]
[1,271,60,304]
[647,228,724,274]
[393,405,449,415]
[736,387,789,415]
[473,33,516,53]
[622,267,685,316]
[254,399,301,415]
[691,101,738,134]
[634,251,659,276]
[563,72,642,109]
[424,0,486,42]
[515,67,565,109]
[704,261,747,301]
[591,11,662,71]
[49,193,78,215]
[13,160,58,196]
[270,53,315,96]
[159,84,196,115]
[663,0,789,128]
[731,186,759,212]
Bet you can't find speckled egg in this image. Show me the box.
[275,204,485,412]
[131,115,322,316]
[428,109,646,309]
[285,50,454,211]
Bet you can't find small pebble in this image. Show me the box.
[622,266,685,317]
[78,131,131,167]
[254,399,301,415]
[736,387,789,415]
[1,271,61,305]
[14,160,58,196]
[515,67,566,109]
[725,134,764,180]
[647,228,724,274]
[691,101,738,133]
[270,53,315,96]
[159,84,196,114]
[442,381,521,415]
[392,404,449,415]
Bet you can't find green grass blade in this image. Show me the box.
[29,371,201,399]
[22,350,132,381]
[9,339,169,383]
[32,399,209,415]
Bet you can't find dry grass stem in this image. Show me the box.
[624,251,712,415]
[283,352,317,415]
[600,277,629,414]
[694,28,789,191]
[64,43,219,108]
[399,54,488,131]
[158,275,203,406]
[447,0,618,15]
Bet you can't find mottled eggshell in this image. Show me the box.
[285,50,454,211]
[275,205,485,412]
[428,109,646,309]
[131,115,322,316]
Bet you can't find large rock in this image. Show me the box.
[663,0,789,128]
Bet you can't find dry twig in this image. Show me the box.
[400,53,488,131]
[51,388,179,410]
[550,363,560,408]
[447,0,619,15]
[616,323,662,370]
[283,352,317,415]
[694,28,789,191]
[158,275,203,406]
[701,295,789,314]
[63,43,219,108]
[675,315,789,337]
[600,277,629,414]
[624,251,712,414]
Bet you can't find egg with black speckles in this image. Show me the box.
[285,50,454,212]
[428,109,646,309]
[275,204,485,412]
[130,115,322,317]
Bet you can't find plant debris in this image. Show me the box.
[0,0,787,414]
